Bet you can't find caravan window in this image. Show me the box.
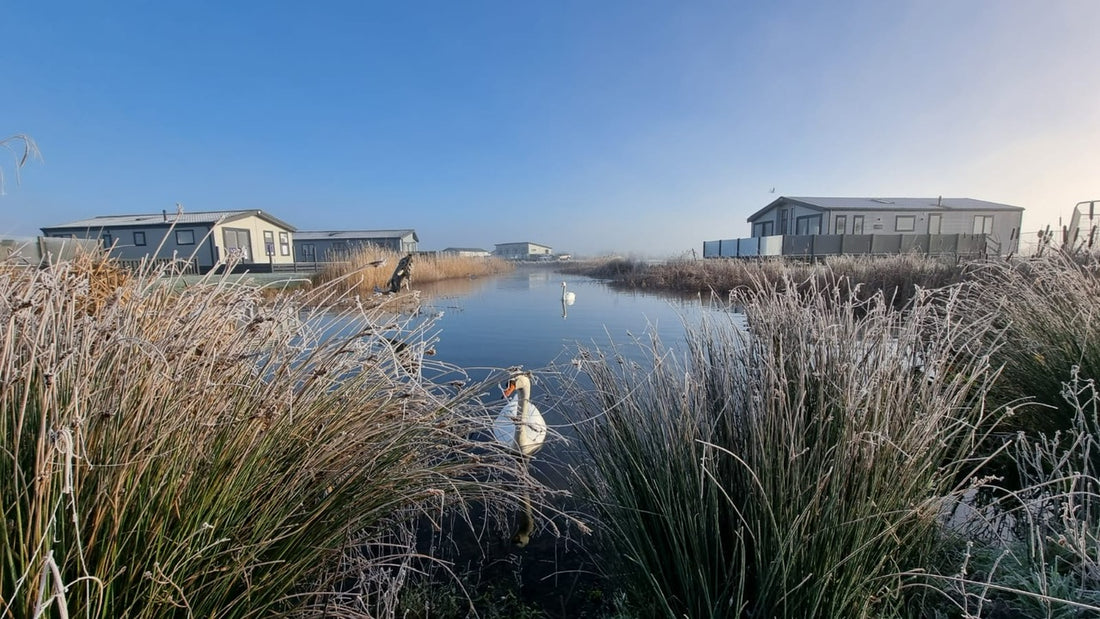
[223,228,252,260]
[973,216,994,234]
[795,215,821,235]
[929,214,942,234]
[853,216,865,234]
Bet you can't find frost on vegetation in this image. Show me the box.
[942,367,1100,617]
[0,133,40,194]
[1,254,550,618]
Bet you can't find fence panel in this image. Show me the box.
[703,233,992,259]
[899,234,930,254]
[784,235,814,256]
[760,235,783,256]
[813,235,843,256]
[871,234,902,254]
[737,237,759,257]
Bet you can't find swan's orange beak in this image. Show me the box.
[502,380,516,398]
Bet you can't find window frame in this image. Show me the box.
[134,231,146,246]
[176,229,195,245]
[778,209,791,235]
[263,230,276,257]
[834,215,846,235]
[852,215,865,235]
[928,214,942,235]
[279,231,290,256]
[795,214,822,235]
[973,215,994,235]
[895,215,916,232]
[222,227,252,260]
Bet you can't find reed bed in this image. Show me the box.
[564,277,1007,617]
[311,247,514,299]
[565,254,966,310]
[942,368,1100,617]
[910,251,1100,615]
[0,252,542,618]
[945,251,1100,435]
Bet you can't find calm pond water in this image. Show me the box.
[417,264,704,371]
[411,264,717,466]
[310,263,736,465]
[337,265,729,612]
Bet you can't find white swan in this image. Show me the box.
[492,372,547,456]
[561,281,575,305]
[493,371,547,547]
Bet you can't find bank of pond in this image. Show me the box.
[2,250,1099,618]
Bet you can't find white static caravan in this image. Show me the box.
[440,247,492,258]
[493,241,554,260]
[41,209,297,273]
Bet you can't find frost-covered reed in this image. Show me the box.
[0,252,539,617]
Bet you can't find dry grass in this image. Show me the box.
[0,251,546,618]
[944,369,1100,617]
[311,247,514,300]
[12,246,1097,616]
[0,134,40,193]
[564,279,1004,617]
[947,251,1100,434]
[562,252,1100,617]
[565,253,967,310]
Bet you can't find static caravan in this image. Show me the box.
[493,242,554,260]
[440,247,492,258]
[294,229,419,262]
[41,209,297,272]
[746,197,1024,256]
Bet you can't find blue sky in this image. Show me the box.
[3,1,1099,257]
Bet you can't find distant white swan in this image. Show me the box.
[561,281,575,305]
[493,372,547,456]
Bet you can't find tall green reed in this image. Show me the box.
[1,253,539,618]
[566,276,1002,617]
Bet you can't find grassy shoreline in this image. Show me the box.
[0,253,551,618]
[312,248,515,297]
[561,253,969,309]
[4,249,1100,617]
[559,250,1100,617]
